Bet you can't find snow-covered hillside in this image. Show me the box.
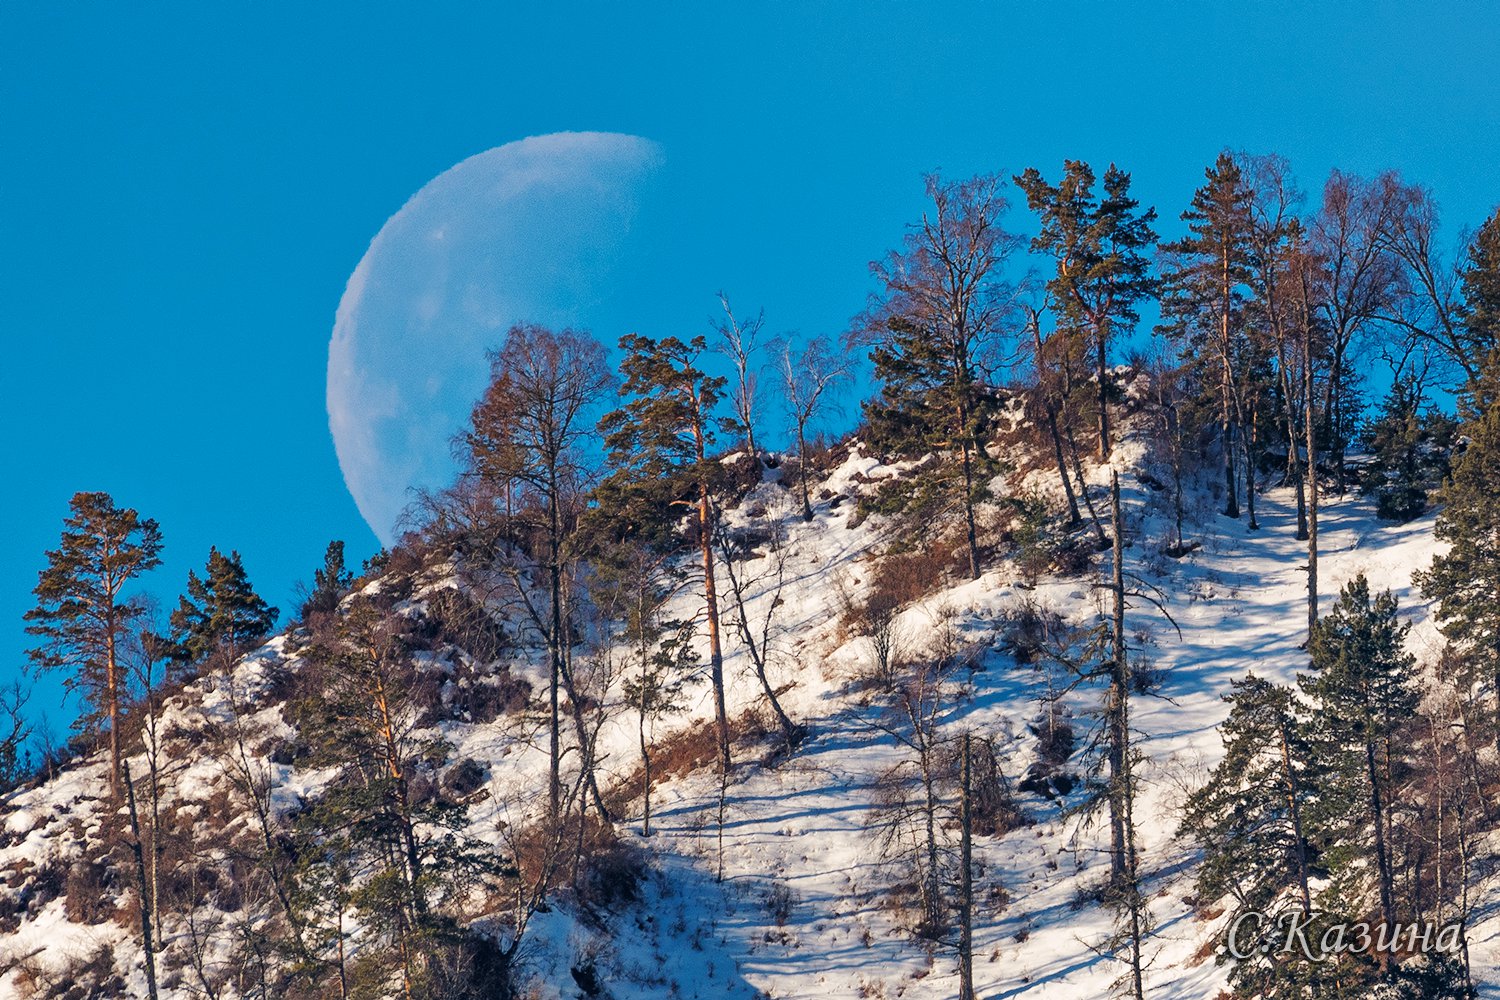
[1,408,1493,1000]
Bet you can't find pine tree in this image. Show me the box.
[25,491,163,796]
[167,547,277,667]
[1183,675,1322,998]
[1016,160,1158,460]
[1159,153,1261,523]
[1183,674,1314,916]
[300,539,353,620]
[1457,209,1500,398]
[1417,221,1500,753]
[599,332,735,773]
[1418,390,1500,744]
[293,593,504,996]
[1300,574,1419,982]
[1359,377,1457,522]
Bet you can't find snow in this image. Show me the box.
[1,422,1494,999]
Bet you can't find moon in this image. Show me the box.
[328,131,664,546]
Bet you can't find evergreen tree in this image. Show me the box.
[167,547,277,667]
[598,332,735,773]
[300,539,353,620]
[1300,575,1419,983]
[1182,675,1323,997]
[292,593,503,997]
[1183,674,1314,915]
[1419,217,1500,751]
[1418,388,1500,742]
[1359,377,1457,522]
[1016,160,1158,460]
[25,491,163,796]
[1457,208,1500,399]
[1159,152,1262,523]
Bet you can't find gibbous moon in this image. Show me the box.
[328,131,664,546]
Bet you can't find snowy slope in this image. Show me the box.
[1,415,1494,999]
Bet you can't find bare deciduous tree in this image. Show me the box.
[715,497,801,746]
[854,172,1023,579]
[465,324,615,819]
[777,335,851,520]
[715,292,765,461]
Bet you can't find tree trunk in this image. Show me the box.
[1304,322,1319,641]
[1030,316,1081,526]
[690,398,732,775]
[958,732,975,1000]
[1066,425,1107,549]
[547,493,563,820]
[1277,358,1309,540]
[1108,472,1128,886]
[1244,398,1260,530]
[1108,477,1146,1000]
[147,718,162,940]
[960,437,982,580]
[1096,321,1112,460]
[922,748,942,934]
[555,582,613,824]
[638,706,652,838]
[337,907,348,999]
[123,762,161,1000]
[1045,405,1082,526]
[1279,719,1313,913]
[107,626,121,798]
[1365,738,1397,979]
[1221,383,1240,519]
[1430,713,1445,927]
[699,481,730,774]
[373,675,426,921]
[796,423,814,522]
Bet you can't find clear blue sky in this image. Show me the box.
[3,3,1498,740]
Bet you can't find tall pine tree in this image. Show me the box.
[25,491,163,796]
[1418,393,1500,746]
[1183,674,1314,917]
[599,333,735,773]
[1016,160,1158,460]
[1182,675,1323,997]
[1159,152,1261,523]
[1457,208,1500,398]
[1419,226,1500,749]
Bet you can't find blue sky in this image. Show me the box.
[2,3,1498,740]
